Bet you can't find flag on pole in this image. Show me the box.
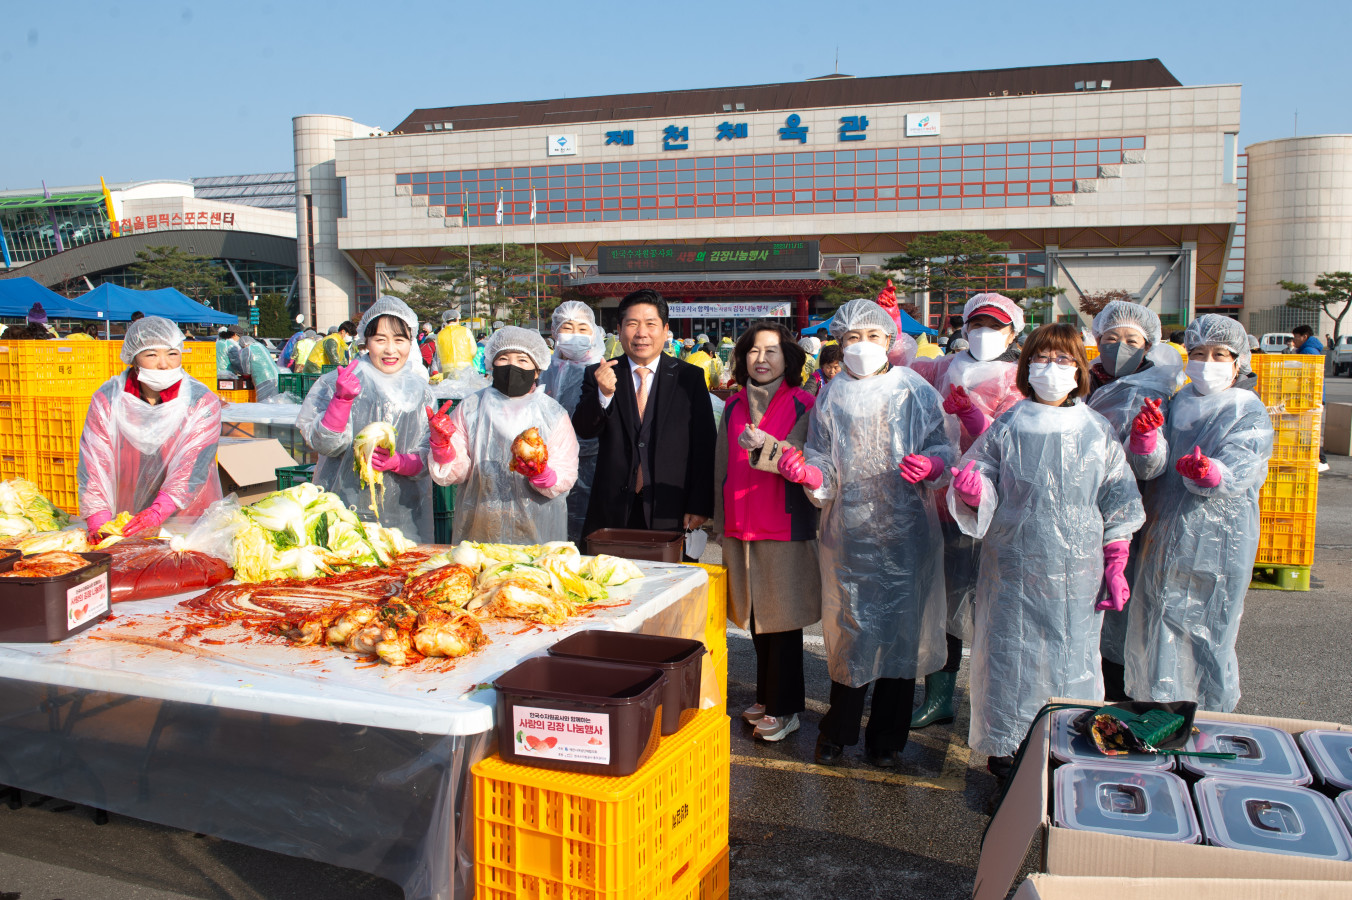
[99,176,119,237]
[459,198,468,227]
[496,190,504,225]
[529,187,537,223]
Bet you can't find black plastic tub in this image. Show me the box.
[494,656,666,777]
[549,630,705,735]
[584,528,684,563]
[0,551,112,642]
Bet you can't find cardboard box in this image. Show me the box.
[217,439,298,505]
[1015,875,1352,899]
[975,701,1352,900]
[1326,403,1352,456]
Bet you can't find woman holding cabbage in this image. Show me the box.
[428,326,578,544]
[79,316,223,538]
[296,296,437,543]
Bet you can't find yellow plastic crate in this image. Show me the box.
[31,396,91,455]
[1256,512,1317,568]
[218,389,256,404]
[178,343,216,385]
[0,452,32,482]
[0,341,109,398]
[1267,408,1322,466]
[677,846,727,900]
[710,647,727,708]
[1085,345,1099,361]
[1252,355,1325,412]
[0,398,27,457]
[1259,465,1319,516]
[682,562,728,660]
[31,451,79,514]
[473,706,730,900]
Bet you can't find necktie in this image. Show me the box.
[635,367,650,493]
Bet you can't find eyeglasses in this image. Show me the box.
[1030,354,1077,367]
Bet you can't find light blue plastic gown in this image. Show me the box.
[950,399,1145,758]
[1088,346,1185,666]
[1123,383,1274,711]
[803,364,957,687]
[295,356,436,543]
[234,336,283,401]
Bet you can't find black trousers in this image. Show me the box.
[818,677,916,751]
[941,633,963,674]
[751,628,805,718]
[1102,659,1129,702]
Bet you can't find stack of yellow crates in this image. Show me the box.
[1250,354,1324,591]
[0,340,218,514]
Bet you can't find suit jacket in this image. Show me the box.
[573,353,716,536]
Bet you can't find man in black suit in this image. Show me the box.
[573,289,716,539]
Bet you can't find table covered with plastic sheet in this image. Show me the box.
[0,562,712,900]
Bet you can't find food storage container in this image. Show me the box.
[1180,719,1312,785]
[0,551,111,642]
[1195,777,1352,860]
[1298,730,1352,793]
[549,630,704,735]
[1049,708,1172,770]
[1052,763,1200,843]
[584,528,685,563]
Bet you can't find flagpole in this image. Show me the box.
[464,194,474,324]
[498,188,506,324]
[531,183,540,329]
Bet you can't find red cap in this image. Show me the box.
[967,304,1013,325]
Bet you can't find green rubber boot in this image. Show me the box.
[910,670,956,728]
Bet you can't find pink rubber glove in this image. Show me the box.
[85,510,112,543]
[777,447,823,491]
[320,360,362,432]
[1096,540,1132,612]
[426,401,456,466]
[944,385,990,437]
[949,460,983,508]
[899,454,945,484]
[1128,397,1164,455]
[123,493,178,537]
[529,467,558,490]
[1176,446,1221,487]
[370,446,424,477]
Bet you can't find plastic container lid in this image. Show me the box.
[1337,791,1352,835]
[1299,730,1352,792]
[1049,708,1172,770]
[1053,764,1200,843]
[1194,777,1352,860]
[1180,719,1312,785]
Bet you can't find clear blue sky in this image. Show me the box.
[1,0,1345,190]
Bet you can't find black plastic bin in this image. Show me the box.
[549,630,705,735]
[0,551,112,642]
[584,528,684,563]
[494,656,666,777]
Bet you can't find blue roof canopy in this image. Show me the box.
[801,307,937,337]
[76,284,238,324]
[0,277,105,318]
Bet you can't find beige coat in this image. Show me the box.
[712,378,822,634]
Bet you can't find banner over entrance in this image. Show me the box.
[598,241,819,275]
[667,301,791,318]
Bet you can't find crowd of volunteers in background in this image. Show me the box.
[11,280,1285,782]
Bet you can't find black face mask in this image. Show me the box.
[492,363,537,398]
[1100,342,1146,378]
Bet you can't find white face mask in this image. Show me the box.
[1186,359,1236,396]
[554,334,592,360]
[842,341,889,378]
[967,326,1009,362]
[1026,362,1079,402]
[136,366,185,392]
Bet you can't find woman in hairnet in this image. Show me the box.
[428,326,579,544]
[539,301,605,542]
[778,298,955,768]
[1122,314,1274,712]
[950,323,1144,780]
[907,293,1026,730]
[296,297,437,543]
[1084,301,1185,699]
[230,332,283,402]
[79,316,224,538]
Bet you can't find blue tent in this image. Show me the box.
[76,283,238,325]
[0,277,106,319]
[802,307,937,337]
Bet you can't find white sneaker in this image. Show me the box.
[753,713,800,742]
[1318,461,1331,473]
[741,703,766,725]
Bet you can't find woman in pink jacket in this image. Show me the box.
[712,323,821,743]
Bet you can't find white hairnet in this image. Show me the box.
[1184,314,1251,369]
[440,309,460,325]
[551,301,598,337]
[829,298,898,341]
[485,325,550,370]
[799,336,822,356]
[1092,300,1161,345]
[120,315,185,364]
[356,295,419,344]
[963,293,1025,334]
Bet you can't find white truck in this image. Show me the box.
[1332,335,1352,376]
[1260,332,1295,354]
